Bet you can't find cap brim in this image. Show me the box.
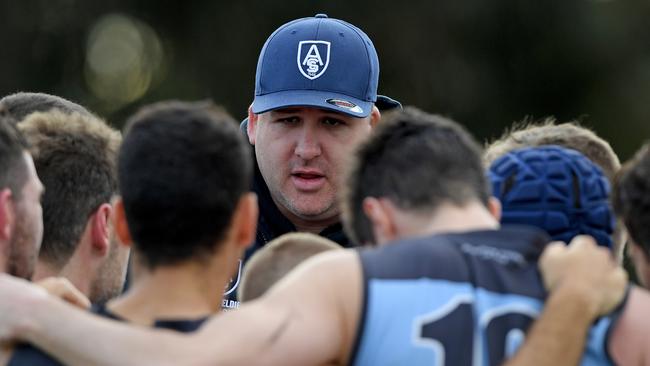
[252,90,373,118]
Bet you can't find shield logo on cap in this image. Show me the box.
[297,40,331,80]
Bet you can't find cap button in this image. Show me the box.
[314,14,328,18]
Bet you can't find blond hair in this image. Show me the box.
[485,117,626,260]
[485,118,620,180]
[238,233,341,302]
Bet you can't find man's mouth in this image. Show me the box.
[291,170,326,191]
[293,172,323,179]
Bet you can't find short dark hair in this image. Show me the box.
[613,142,650,257]
[17,110,121,269]
[0,111,29,200]
[0,92,93,123]
[342,107,489,245]
[120,100,252,269]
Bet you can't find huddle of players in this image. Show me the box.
[0,13,648,366]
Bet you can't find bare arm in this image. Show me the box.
[0,251,360,366]
[504,237,627,366]
[609,286,650,366]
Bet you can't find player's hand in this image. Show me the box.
[36,277,90,309]
[539,235,627,317]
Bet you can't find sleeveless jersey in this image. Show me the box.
[352,226,621,366]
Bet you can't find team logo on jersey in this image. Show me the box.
[297,41,331,80]
[223,259,242,296]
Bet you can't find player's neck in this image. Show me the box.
[107,257,228,325]
[391,201,499,242]
[33,259,93,298]
[31,260,58,281]
[0,251,6,274]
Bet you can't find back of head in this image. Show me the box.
[342,106,489,245]
[0,113,29,200]
[485,119,620,181]
[238,233,340,302]
[0,92,93,124]
[120,100,252,269]
[17,110,121,269]
[614,143,650,257]
[489,145,614,247]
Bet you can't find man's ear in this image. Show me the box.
[488,197,502,222]
[369,106,381,128]
[230,193,258,250]
[0,189,14,241]
[90,203,113,257]
[247,105,258,145]
[362,197,397,245]
[114,198,133,247]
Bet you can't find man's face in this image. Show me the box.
[249,107,377,228]
[7,153,44,280]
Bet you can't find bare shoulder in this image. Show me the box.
[188,251,364,366]
[609,286,650,365]
[266,249,364,364]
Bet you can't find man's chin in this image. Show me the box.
[287,201,337,221]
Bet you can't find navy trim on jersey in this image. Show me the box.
[350,226,626,365]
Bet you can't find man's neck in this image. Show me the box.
[386,201,500,244]
[291,219,338,235]
[274,201,339,235]
[32,261,57,281]
[107,259,229,326]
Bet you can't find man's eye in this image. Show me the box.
[323,118,345,127]
[277,117,300,124]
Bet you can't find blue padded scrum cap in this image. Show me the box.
[488,145,614,248]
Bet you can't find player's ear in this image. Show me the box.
[0,188,14,241]
[231,192,258,250]
[487,197,502,221]
[90,203,113,257]
[247,105,258,145]
[114,198,133,247]
[363,197,397,245]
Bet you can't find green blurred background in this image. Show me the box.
[1,0,649,159]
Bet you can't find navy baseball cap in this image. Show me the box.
[252,14,394,118]
[489,145,614,248]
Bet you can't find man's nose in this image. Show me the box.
[294,125,322,160]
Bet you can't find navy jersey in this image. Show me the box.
[352,226,621,366]
[8,305,208,366]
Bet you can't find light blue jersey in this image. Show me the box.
[351,227,620,366]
